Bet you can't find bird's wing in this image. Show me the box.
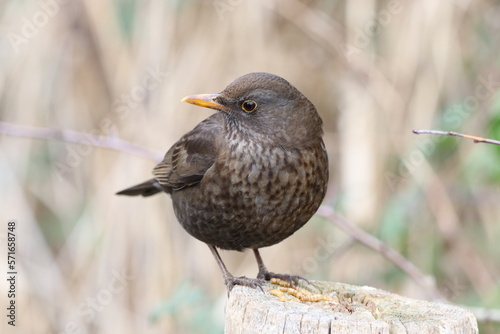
[153,113,223,191]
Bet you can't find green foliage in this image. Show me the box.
[150,281,223,334]
[378,193,411,252]
[462,145,500,184]
[486,93,500,156]
[114,0,137,42]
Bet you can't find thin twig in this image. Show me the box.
[0,121,163,162]
[317,206,444,300]
[413,129,500,146]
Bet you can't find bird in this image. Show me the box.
[117,72,329,291]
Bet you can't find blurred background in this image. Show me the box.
[1,0,499,333]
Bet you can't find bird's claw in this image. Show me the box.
[257,270,309,287]
[225,276,266,294]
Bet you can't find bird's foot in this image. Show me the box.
[224,275,266,293]
[257,270,309,287]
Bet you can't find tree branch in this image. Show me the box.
[317,206,444,300]
[413,129,500,146]
[0,121,163,162]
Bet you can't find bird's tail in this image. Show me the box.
[116,179,163,197]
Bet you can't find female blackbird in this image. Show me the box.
[117,72,329,290]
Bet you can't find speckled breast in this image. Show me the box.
[171,140,329,251]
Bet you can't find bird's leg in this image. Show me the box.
[208,245,264,292]
[253,248,309,286]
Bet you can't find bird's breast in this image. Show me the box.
[172,137,328,250]
[206,138,328,215]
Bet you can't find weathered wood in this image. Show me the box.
[225,280,478,334]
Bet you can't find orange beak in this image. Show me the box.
[181,94,231,111]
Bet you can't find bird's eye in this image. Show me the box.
[241,100,258,113]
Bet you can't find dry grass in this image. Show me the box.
[1,0,499,333]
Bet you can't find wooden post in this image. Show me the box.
[225,280,478,334]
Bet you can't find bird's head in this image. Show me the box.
[182,72,323,147]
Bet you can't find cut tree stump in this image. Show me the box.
[225,280,478,334]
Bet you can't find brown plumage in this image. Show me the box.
[117,72,328,290]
